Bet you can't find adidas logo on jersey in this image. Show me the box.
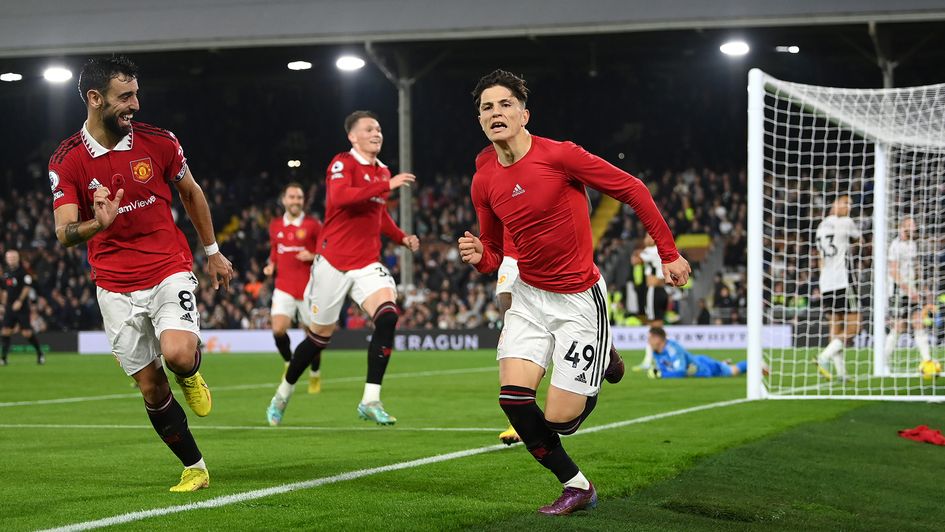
[511,183,525,197]
[88,178,103,190]
[574,372,587,384]
[180,313,194,323]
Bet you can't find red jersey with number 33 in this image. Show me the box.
[48,122,193,293]
[269,214,321,299]
[317,149,406,271]
[472,135,679,294]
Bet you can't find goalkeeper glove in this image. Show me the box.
[647,367,662,379]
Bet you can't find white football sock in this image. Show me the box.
[186,458,207,471]
[640,344,654,369]
[818,339,844,365]
[884,331,899,359]
[915,329,932,362]
[831,351,847,378]
[564,471,590,490]
[361,383,381,404]
[276,378,294,401]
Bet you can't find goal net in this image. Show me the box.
[747,69,945,400]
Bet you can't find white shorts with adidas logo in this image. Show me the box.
[96,271,201,376]
[497,276,611,397]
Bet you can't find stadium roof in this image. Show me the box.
[2,0,945,57]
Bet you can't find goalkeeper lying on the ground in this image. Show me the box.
[646,327,746,378]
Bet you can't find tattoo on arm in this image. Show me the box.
[64,222,82,246]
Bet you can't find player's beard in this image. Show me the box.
[102,104,131,138]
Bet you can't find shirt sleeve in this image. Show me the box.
[470,174,504,274]
[847,219,862,240]
[558,142,679,263]
[326,158,389,208]
[380,209,407,243]
[164,132,188,182]
[49,156,79,210]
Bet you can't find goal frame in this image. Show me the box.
[746,68,945,401]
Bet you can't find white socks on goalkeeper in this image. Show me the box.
[915,329,932,362]
[640,343,654,369]
[818,339,846,378]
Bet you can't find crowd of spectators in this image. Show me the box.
[1,161,752,333]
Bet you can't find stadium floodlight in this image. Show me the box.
[43,67,72,83]
[287,61,312,71]
[747,68,945,402]
[776,45,801,54]
[287,160,301,168]
[335,55,366,72]
[0,72,23,82]
[719,41,749,57]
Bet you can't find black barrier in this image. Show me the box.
[8,331,78,352]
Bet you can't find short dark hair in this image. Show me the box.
[472,69,529,110]
[283,182,305,195]
[77,55,139,104]
[344,110,379,134]
[649,326,667,339]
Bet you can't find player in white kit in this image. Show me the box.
[813,195,862,380]
[884,216,934,372]
[631,235,667,371]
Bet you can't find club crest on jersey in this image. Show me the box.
[130,158,154,184]
[296,229,306,239]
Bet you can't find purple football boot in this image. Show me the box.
[538,482,598,516]
[604,346,625,384]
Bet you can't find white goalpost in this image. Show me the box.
[747,68,945,401]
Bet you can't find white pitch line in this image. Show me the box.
[0,366,496,408]
[0,423,500,433]
[39,397,749,532]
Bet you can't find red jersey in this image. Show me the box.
[317,149,406,271]
[269,214,321,299]
[49,122,193,293]
[503,227,519,259]
[472,136,678,294]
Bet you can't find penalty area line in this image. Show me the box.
[39,397,749,532]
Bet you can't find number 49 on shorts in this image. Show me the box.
[563,341,595,371]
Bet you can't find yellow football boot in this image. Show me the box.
[499,425,521,445]
[169,467,210,492]
[175,371,212,417]
[308,372,322,394]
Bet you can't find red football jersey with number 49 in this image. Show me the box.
[49,122,194,293]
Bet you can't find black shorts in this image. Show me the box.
[645,285,668,321]
[2,307,30,330]
[889,296,923,320]
[821,289,858,313]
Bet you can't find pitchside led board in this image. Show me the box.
[77,325,790,354]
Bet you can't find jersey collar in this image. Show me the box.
[349,148,387,168]
[282,212,304,227]
[81,122,133,158]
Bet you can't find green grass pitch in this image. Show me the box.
[0,349,942,531]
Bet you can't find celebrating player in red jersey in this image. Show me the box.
[263,182,322,390]
[459,70,690,515]
[267,110,420,426]
[49,56,234,492]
